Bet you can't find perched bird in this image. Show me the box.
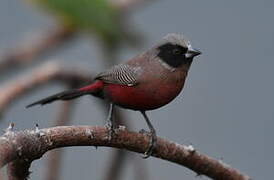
[27,33,201,157]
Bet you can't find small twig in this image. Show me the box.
[1,125,251,180]
[0,26,75,76]
[0,61,92,115]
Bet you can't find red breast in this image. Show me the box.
[102,56,189,110]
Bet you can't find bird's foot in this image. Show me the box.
[139,129,149,134]
[143,131,157,159]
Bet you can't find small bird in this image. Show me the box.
[27,33,201,157]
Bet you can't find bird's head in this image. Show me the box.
[155,33,201,70]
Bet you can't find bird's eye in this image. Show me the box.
[172,48,181,55]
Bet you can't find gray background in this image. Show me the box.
[1,0,273,179]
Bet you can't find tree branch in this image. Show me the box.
[0,125,251,180]
[0,26,75,76]
[0,62,92,115]
[0,0,149,78]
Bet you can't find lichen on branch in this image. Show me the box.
[0,125,251,180]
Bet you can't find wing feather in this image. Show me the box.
[95,64,139,86]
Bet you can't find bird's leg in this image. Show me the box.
[105,103,117,140]
[141,111,157,158]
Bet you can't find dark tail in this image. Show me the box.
[26,89,87,108]
[26,81,104,108]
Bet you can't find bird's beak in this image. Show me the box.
[186,48,202,58]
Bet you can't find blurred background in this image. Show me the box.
[0,0,274,179]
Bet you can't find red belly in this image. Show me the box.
[103,82,184,111]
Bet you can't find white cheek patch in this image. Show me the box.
[156,58,176,72]
[185,53,192,58]
[185,42,193,58]
[186,53,193,58]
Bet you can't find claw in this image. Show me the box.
[140,111,157,158]
[143,131,157,158]
[139,129,149,134]
[105,103,117,141]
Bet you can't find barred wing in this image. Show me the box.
[95,64,139,86]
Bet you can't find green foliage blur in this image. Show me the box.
[30,0,139,48]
